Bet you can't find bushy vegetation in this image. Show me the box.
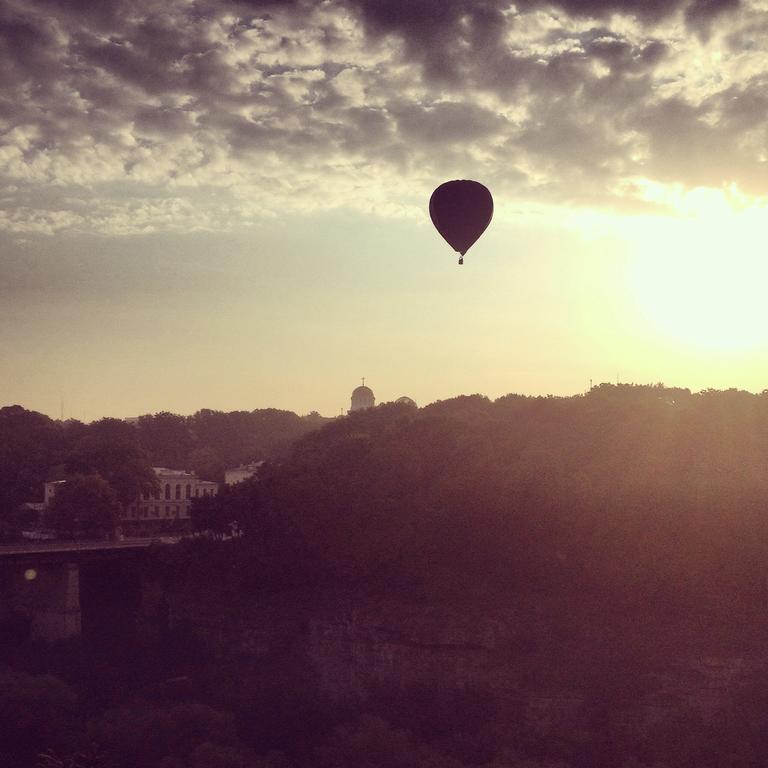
[7,653,768,768]
[6,385,768,766]
[193,384,768,618]
[0,405,329,538]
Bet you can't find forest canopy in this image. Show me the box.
[0,405,330,519]
[6,385,768,768]
[193,384,768,615]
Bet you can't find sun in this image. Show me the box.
[627,189,768,352]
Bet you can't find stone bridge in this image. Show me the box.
[0,539,162,643]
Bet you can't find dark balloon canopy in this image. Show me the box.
[429,180,493,264]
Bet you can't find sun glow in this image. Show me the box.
[627,188,768,352]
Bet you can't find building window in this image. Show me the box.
[164,484,170,500]
[154,506,159,515]
[185,484,191,499]
[175,484,181,500]
[154,489,159,500]
[195,488,200,497]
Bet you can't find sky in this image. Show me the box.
[4,0,768,420]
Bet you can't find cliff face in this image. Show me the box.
[163,590,766,735]
[306,606,513,701]
[306,611,766,735]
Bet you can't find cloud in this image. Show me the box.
[685,0,741,36]
[0,0,766,235]
[392,101,509,145]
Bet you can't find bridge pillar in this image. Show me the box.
[35,562,81,641]
[11,562,82,642]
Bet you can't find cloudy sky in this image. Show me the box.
[3,0,768,419]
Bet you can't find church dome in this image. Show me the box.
[350,383,375,412]
[395,396,417,407]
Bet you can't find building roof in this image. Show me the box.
[226,461,264,472]
[152,467,196,478]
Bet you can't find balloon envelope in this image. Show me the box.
[429,180,493,257]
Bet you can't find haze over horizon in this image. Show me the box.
[4,0,768,420]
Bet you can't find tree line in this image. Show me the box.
[0,405,330,538]
[6,384,768,765]
[193,384,768,616]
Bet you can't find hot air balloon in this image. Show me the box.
[429,180,493,265]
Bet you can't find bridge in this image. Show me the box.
[0,537,161,559]
[0,538,171,643]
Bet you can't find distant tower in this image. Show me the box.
[350,378,375,412]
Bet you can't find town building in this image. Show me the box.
[42,468,218,530]
[123,467,218,525]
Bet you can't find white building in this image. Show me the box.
[38,468,218,532]
[44,471,217,523]
[123,467,218,523]
[224,462,264,485]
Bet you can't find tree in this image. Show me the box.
[190,480,259,538]
[188,447,225,484]
[65,420,158,511]
[189,407,328,472]
[313,715,463,768]
[137,412,197,469]
[45,475,120,540]
[103,453,158,510]
[0,405,65,516]
[87,701,250,767]
[0,504,40,542]
[0,669,80,767]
